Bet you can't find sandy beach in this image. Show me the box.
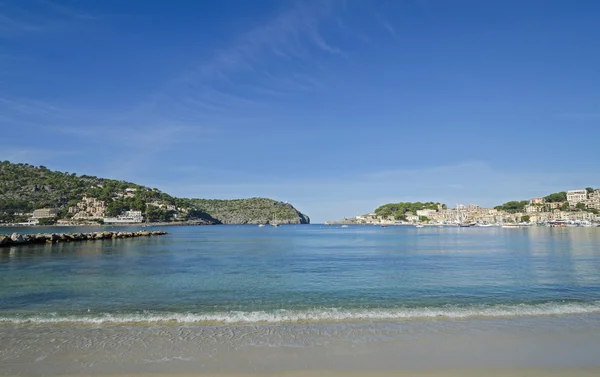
[15,370,598,377]
[2,314,600,376]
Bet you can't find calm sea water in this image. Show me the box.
[1,225,600,324]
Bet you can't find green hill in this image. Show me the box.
[0,161,309,225]
[374,202,444,220]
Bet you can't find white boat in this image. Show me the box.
[258,224,266,227]
[502,224,520,228]
[415,224,424,228]
[477,223,494,227]
[341,225,349,228]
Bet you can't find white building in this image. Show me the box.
[416,209,437,218]
[103,210,144,224]
[32,208,58,218]
[567,190,587,204]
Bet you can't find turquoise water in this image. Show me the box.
[1,225,600,323]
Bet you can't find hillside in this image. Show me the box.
[374,202,444,220]
[0,161,309,225]
[186,198,310,225]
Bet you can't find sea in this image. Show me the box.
[1,224,599,324]
[2,224,600,374]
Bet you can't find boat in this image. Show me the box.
[502,224,520,228]
[258,224,266,228]
[477,223,493,227]
[271,223,279,227]
[415,224,424,228]
[458,223,471,227]
[380,225,388,228]
[341,225,349,228]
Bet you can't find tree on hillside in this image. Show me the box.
[561,202,569,211]
[586,187,594,194]
[494,200,528,213]
[576,202,587,211]
[545,192,567,203]
[521,215,531,223]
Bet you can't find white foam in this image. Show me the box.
[2,301,600,325]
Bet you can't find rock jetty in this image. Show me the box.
[0,230,167,247]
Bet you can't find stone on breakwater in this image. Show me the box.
[0,230,167,248]
[11,232,23,243]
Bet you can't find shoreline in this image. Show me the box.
[3,369,599,377]
[2,314,599,375]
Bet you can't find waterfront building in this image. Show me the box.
[32,208,58,218]
[416,209,437,218]
[103,210,143,224]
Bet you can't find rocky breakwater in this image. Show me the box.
[0,230,167,247]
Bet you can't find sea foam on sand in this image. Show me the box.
[1,314,600,376]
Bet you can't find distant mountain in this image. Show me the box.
[0,161,309,225]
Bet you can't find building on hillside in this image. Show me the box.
[587,196,600,210]
[530,197,545,205]
[567,190,588,204]
[406,214,419,222]
[416,209,437,218]
[32,208,58,218]
[467,204,479,211]
[103,210,143,224]
[525,205,542,213]
[69,197,106,219]
[546,202,563,210]
[456,204,466,210]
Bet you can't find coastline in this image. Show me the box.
[5,369,598,377]
[0,220,212,228]
[2,314,600,375]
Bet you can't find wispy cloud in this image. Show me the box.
[0,0,95,38]
[152,0,346,116]
[375,14,397,38]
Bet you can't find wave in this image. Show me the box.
[2,301,600,325]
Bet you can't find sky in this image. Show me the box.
[1,0,599,222]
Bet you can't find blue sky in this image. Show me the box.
[1,0,599,222]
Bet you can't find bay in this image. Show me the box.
[1,224,600,324]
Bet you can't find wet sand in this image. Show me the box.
[20,370,600,377]
[2,314,600,376]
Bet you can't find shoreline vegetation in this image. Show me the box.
[0,230,167,248]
